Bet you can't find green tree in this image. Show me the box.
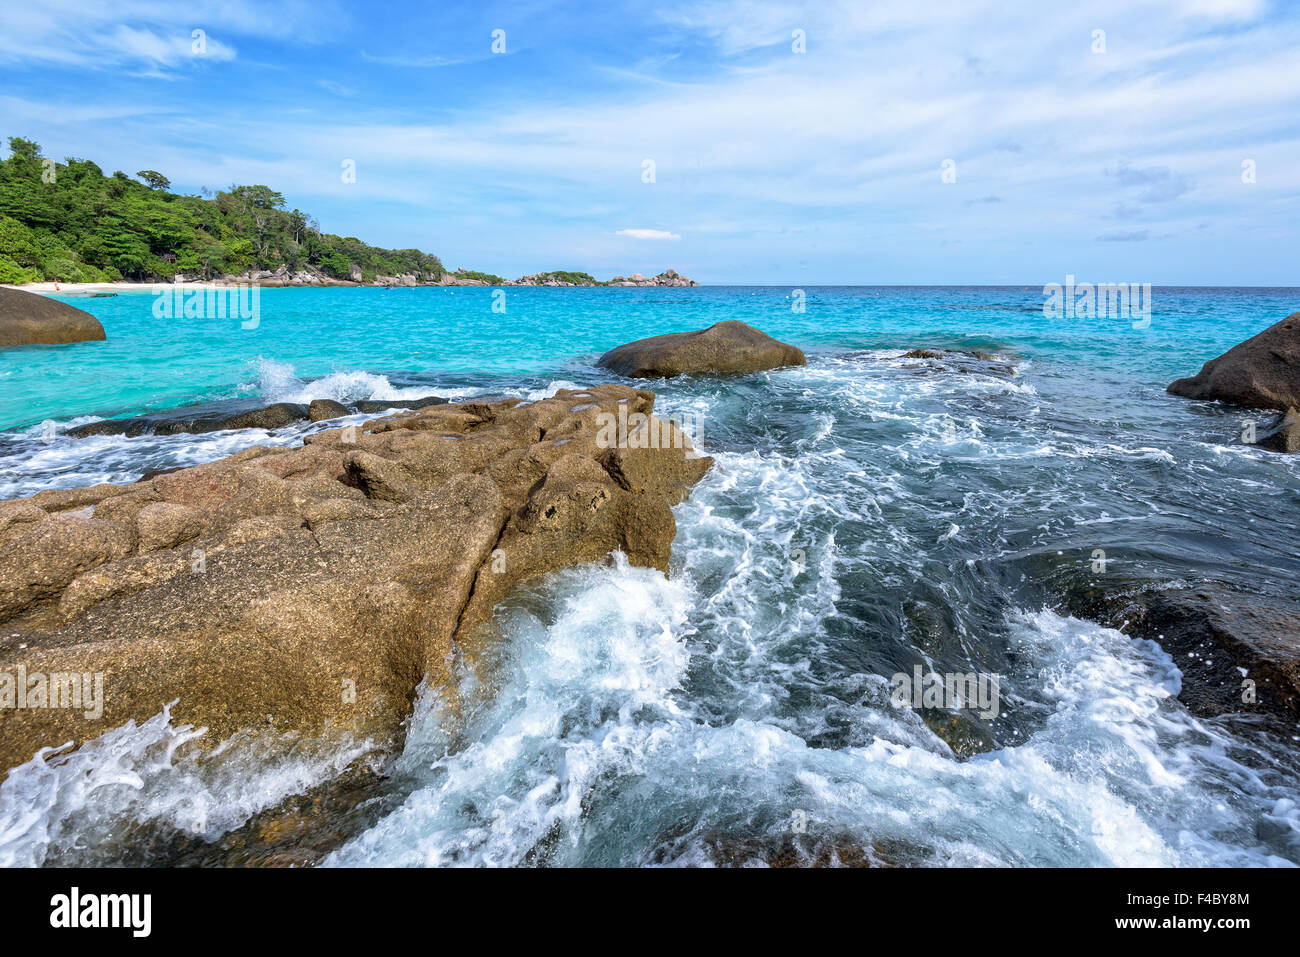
[136,170,171,190]
[0,140,451,283]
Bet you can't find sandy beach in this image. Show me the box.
[2,281,213,296]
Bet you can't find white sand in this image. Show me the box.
[0,281,218,295]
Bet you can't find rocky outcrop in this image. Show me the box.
[66,396,448,438]
[511,272,599,287]
[0,286,107,347]
[1168,311,1300,411]
[598,320,806,379]
[605,269,697,287]
[1068,583,1300,723]
[435,269,700,287]
[0,386,712,773]
[438,270,494,287]
[900,348,1000,362]
[308,399,349,422]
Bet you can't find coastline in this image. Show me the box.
[2,268,698,296]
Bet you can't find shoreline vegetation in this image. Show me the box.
[0,138,696,289]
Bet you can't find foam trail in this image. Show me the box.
[0,702,377,867]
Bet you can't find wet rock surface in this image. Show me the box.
[66,396,449,438]
[1067,582,1300,724]
[0,386,712,773]
[1256,407,1300,453]
[1168,311,1300,412]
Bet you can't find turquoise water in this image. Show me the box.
[3,285,1300,867]
[3,285,1298,430]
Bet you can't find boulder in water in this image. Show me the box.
[0,286,106,347]
[597,320,805,378]
[1257,408,1300,453]
[1168,311,1300,411]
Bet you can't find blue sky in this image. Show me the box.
[1,0,1297,284]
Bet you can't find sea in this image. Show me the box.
[2,284,1298,866]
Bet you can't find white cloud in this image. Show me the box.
[1179,0,1267,19]
[0,0,332,70]
[106,25,236,69]
[616,229,682,240]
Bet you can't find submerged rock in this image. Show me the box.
[351,396,447,414]
[68,401,310,437]
[0,386,712,773]
[648,826,899,867]
[900,348,1002,362]
[1168,311,1300,411]
[1070,583,1300,722]
[597,320,806,378]
[0,286,106,347]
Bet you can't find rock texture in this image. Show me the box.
[67,396,448,438]
[1069,583,1300,723]
[598,320,806,379]
[0,386,712,773]
[0,286,107,347]
[1168,311,1300,411]
[1257,408,1300,453]
[308,399,349,422]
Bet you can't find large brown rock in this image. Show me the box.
[598,320,805,378]
[0,286,106,347]
[0,386,712,774]
[1167,311,1300,411]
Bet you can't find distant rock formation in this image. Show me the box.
[0,286,106,347]
[598,320,806,379]
[20,267,701,290]
[603,269,698,287]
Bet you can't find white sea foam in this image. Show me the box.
[0,702,378,866]
[325,553,695,867]
[523,379,584,401]
[251,358,476,404]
